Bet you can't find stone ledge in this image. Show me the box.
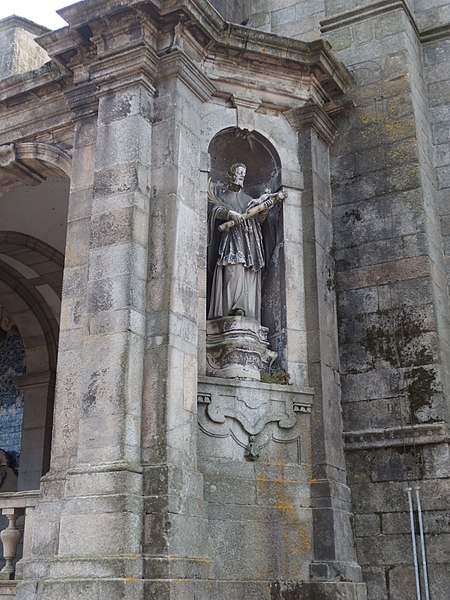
[344,422,448,450]
[0,580,17,597]
[0,62,68,104]
[320,0,418,38]
[0,490,39,510]
[420,22,450,43]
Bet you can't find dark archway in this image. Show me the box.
[0,233,63,490]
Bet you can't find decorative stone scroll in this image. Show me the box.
[198,376,313,461]
[0,144,15,167]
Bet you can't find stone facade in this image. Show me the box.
[0,1,448,600]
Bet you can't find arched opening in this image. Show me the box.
[0,171,69,491]
[207,127,287,367]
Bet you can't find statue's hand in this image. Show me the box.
[246,199,260,210]
[228,210,244,224]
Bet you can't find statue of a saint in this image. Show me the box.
[207,163,285,323]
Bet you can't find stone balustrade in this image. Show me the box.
[0,492,39,582]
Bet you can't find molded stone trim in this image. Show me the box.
[158,50,216,102]
[320,0,419,39]
[344,421,448,450]
[421,22,450,43]
[15,142,72,178]
[285,103,338,146]
[0,62,67,104]
[0,142,71,190]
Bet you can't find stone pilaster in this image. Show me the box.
[16,10,158,600]
[287,102,367,599]
[140,46,215,596]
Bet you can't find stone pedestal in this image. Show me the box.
[206,316,277,380]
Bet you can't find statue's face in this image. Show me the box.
[230,164,246,187]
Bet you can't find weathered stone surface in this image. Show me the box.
[0,1,449,600]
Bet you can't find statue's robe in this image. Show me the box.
[208,186,267,321]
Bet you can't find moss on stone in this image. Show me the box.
[261,369,290,385]
[407,366,437,423]
[363,305,438,421]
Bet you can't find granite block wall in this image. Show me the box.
[243,0,325,41]
[0,17,49,81]
[209,1,249,25]
[319,1,450,598]
[190,2,450,597]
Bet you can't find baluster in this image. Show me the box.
[0,508,24,579]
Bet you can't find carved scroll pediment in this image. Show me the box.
[197,376,312,462]
[206,393,297,436]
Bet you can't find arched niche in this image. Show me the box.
[207,127,287,367]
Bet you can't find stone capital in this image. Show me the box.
[285,102,338,146]
[158,49,216,102]
[64,82,99,121]
[231,95,261,131]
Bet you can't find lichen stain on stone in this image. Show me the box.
[364,306,433,368]
[364,305,437,421]
[343,208,362,223]
[82,370,100,416]
[276,498,294,513]
[269,581,305,600]
[358,108,413,145]
[271,471,311,559]
[406,366,438,423]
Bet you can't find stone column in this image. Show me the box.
[15,82,99,598]
[16,14,157,600]
[141,46,215,597]
[288,103,367,599]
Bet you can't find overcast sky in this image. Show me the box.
[0,1,69,29]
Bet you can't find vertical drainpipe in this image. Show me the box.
[407,487,422,600]
[415,486,431,600]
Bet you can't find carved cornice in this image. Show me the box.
[344,422,449,451]
[45,0,351,103]
[158,49,216,102]
[320,0,419,39]
[285,103,338,146]
[0,62,68,104]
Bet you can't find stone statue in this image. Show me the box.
[0,449,17,492]
[207,162,286,323]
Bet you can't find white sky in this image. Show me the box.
[0,1,70,30]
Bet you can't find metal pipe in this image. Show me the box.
[415,486,430,600]
[407,487,422,600]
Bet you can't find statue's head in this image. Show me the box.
[228,163,246,188]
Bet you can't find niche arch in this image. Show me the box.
[207,127,287,366]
